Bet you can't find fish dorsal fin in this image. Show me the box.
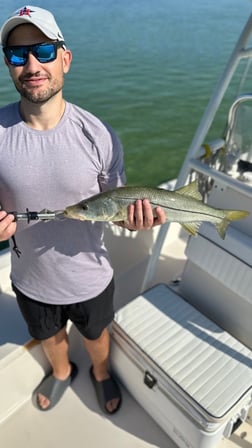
[176,180,202,201]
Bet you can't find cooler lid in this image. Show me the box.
[114,284,252,419]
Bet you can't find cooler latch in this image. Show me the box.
[144,371,157,389]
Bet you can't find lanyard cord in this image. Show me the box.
[11,235,21,258]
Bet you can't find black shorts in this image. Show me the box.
[12,278,115,341]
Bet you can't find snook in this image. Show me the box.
[64,181,249,239]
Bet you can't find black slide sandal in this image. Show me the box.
[33,362,78,411]
[89,366,122,414]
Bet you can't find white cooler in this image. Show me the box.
[110,284,252,448]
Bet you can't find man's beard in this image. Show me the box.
[14,77,64,104]
[18,86,62,103]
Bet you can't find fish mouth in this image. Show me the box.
[63,209,71,217]
[54,210,66,220]
[63,208,85,220]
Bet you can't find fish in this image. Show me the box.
[63,181,250,239]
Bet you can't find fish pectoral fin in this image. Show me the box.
[181,221,202,236]
[176,180,202,201]
[111,210,128,221]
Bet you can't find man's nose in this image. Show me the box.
[24,52,41,70]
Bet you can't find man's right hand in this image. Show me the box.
[0,211,17,241]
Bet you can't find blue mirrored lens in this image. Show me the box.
[4,47,27,66]
[3,43,61,66]
[34,44,56,63]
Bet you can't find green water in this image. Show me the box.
[0,0,251,187]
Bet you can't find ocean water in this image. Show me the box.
[0,0,252,185]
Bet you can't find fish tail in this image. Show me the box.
[215,210,249,239]
[224,210,250,222]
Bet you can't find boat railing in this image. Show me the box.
[176,14,252,189]
[141,14,252,291]
[188,159,252,198]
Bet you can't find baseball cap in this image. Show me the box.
[0,5,65,46]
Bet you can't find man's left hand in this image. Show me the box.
[116,199,166,231]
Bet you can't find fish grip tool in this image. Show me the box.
[0,204,64,257]
[10,208,63,223]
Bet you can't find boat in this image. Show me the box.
[1,12,252,448]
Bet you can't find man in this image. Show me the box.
[0,6,166,413]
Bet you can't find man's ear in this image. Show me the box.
[62,49,72,74]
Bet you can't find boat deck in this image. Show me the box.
[1,355,251,448]
[0,225,252,448]
[0,319,174,448]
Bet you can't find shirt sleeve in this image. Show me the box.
[98,122,127,191]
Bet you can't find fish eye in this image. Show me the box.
[82,203,88,211]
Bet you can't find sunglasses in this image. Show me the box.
[3,41,66,66]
